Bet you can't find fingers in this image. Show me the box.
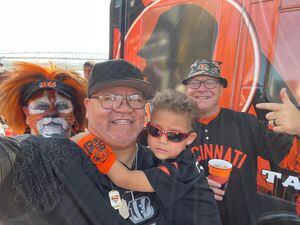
[207,178,225,201]
[256,102,283,112]
[256,88,293,111]
[71,130,90,142]
[265,111,278,121]
[207,177,221,188]
[71,133,85,142]
[211,187,225,201]
[280,88,293,105]
[272,125,288,133]
[268,119,277,127]
[214,194,223,201]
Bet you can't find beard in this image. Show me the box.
[36,117,70,138]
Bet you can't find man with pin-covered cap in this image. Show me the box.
[183,59,300,225]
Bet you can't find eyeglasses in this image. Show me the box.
[187,79,218,89]
[90,94,146,109]
[147,123,190,143]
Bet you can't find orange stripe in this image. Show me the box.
[198,108,220,125]
[158,166,170,176]
[171,162,178,169]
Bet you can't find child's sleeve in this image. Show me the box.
[143,156,200,208]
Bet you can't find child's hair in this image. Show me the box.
[152,89,199,131]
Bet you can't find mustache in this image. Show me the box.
[38,117,70,131]
[40,117,66,125]
[37,117,71,138]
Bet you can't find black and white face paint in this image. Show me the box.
[24,89,75,137]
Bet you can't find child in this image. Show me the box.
[74,89,221,225]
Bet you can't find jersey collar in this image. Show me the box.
[198,108,221,125]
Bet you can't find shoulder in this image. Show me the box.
[0,135,34,158]
[137,144,159,169]
[157,150,199,180]
[0,135,83,165]
[24,135,81,155]
[219,108,260,123]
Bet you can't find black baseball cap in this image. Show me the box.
[21,80,76,103]
[88,59,155,99]
[181,59,228,88]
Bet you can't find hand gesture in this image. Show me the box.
[256,88,300,135]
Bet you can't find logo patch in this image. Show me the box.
[38,81,57,88]
[128,196,154,224]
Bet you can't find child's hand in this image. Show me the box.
[71,129,90,143]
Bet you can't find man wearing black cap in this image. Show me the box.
[0,59,171,225]
[75,59,165,224]
[182,59,299,225]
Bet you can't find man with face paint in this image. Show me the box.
[23,85,77,137]
[0,62,87,137]
[0,60,153,225]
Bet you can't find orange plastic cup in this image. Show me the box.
[208,159,232,190]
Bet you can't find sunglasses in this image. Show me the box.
[147,123,190,143]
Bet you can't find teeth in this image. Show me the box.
[112,119,132,124]
[196,96,209,99]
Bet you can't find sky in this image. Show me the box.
[0,0,110,56]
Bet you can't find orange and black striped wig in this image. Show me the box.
[0,62,88,134]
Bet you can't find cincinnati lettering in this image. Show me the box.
[191,144,248,168]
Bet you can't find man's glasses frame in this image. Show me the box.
[187,79,219,89]
[147,123,191,143]
[90,94,146,110]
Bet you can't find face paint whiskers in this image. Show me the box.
[37,117,70,137]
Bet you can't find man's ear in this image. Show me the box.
[219,85,224,94]
[186,132,197,145]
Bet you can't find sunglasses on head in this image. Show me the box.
[146,123,191,143]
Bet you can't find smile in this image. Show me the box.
[194,96,210,99]
[111,119,133,125]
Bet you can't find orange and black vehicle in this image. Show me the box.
[109,0,300,224]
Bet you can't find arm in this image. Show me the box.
[72,132,154,192]
[0,136,17,184]
[108,161,154,192]
[256,89,300,171]
[256,88,300,135]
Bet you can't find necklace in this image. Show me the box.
[120,144,138,169]
[108,144,138,219]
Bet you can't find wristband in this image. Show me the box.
[76,133,116,174]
